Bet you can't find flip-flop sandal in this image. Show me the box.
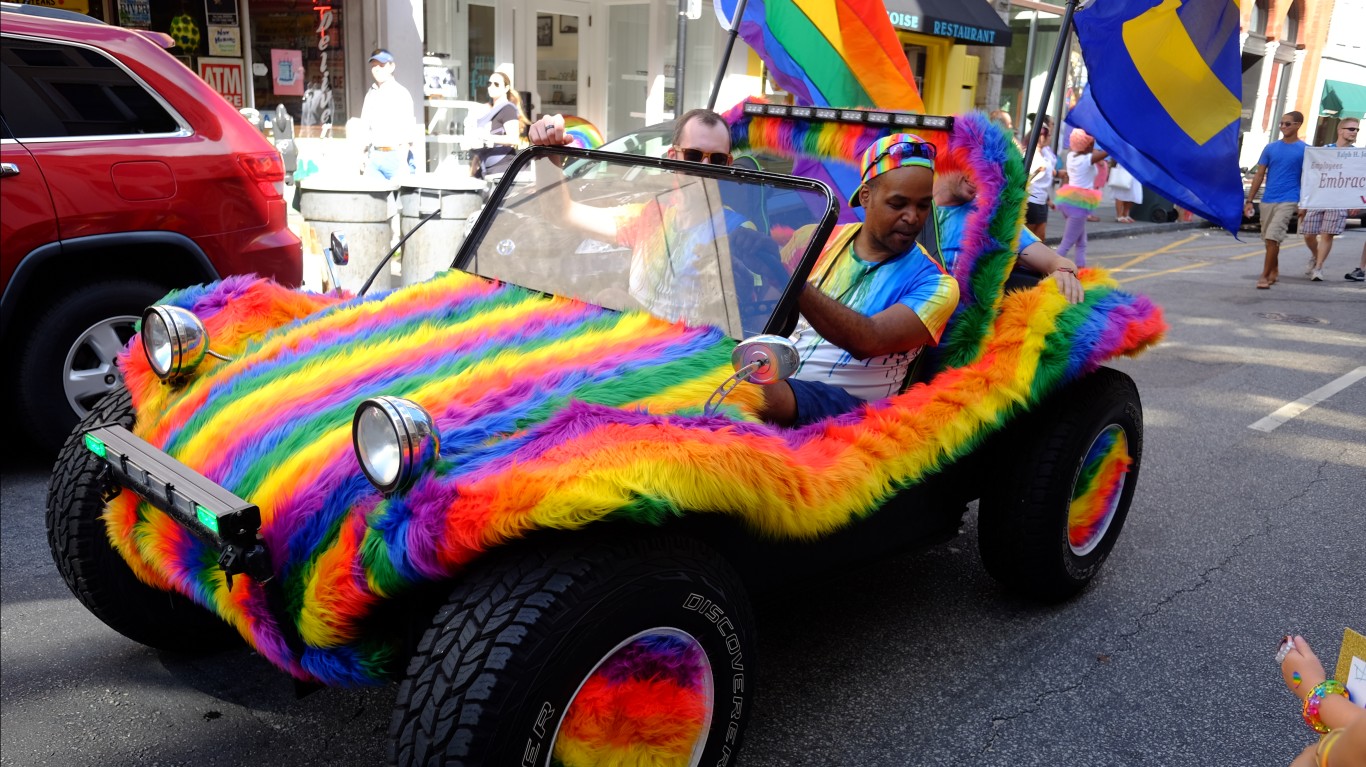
[1256,280,1271,289]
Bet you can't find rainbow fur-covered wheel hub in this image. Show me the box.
[1068,424,1131,557]
[551,630,714,767]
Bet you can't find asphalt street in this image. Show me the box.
[3,225,1364,766]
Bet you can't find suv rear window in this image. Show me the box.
[0,36,179,139]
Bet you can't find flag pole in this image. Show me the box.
[1023,0,1080,172]
[706,0,750,111]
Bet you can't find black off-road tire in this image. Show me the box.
[46,387,240,652]
[389,533,756,767]
[978,367,1143,602]
[16,279,170,455]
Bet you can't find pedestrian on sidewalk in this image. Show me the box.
[1056,127,1107,267]
[1025,114,1056,240]
[360,50,417,180]
[1303,117,1359,282]
[1244,111,1307,289]
[1109,161,1142,223]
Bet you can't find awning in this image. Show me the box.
[1321,79,1366,119]
[885,0,1013,47]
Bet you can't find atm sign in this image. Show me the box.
[198,57,246,108]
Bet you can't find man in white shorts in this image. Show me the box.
[1302,117,1359,281]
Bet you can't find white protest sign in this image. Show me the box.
[1300,146,1366,209]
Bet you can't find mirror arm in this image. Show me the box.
[703,359,765,417]
[358,208,443,297]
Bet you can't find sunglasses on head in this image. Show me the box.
[675,147,733,165]
[862,141,936,178]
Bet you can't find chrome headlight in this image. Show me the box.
[141,305,208,380]
[352,396,439,494]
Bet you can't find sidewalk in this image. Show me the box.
[1038,184,1215,247]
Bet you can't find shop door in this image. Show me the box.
[604,3,650,138]
[531,1,588,122]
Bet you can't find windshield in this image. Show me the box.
[458,147,836,339]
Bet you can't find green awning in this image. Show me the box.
[1320,79,1366,119]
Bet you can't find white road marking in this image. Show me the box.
[1249,366,1366,432]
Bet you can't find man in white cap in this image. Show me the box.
[360,49,415,179]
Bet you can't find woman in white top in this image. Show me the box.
[1025,117,1057,240]
[1055,128,1108,266]
[1110,162,1143,223]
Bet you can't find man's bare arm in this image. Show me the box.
[1019,241,1084,304]
[796,286,933,360]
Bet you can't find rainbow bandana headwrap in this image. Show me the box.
[849,132,937,207]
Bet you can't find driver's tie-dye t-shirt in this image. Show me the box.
[788,223,959,401]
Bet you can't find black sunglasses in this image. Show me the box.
[675,146,733,166]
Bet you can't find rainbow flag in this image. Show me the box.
[714,0,924,111]
[715,0,925,223]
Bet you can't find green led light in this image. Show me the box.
[195,505,219,534]
[84,433,107,458]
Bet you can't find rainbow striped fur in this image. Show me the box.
[105,115,1165,687]
[1056,185,1103,212]
[1068,427,1132,551]
[722,98,951,172]
[551,633,710,766]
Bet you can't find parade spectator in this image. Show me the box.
[1244,111,1307,289]
[1303,118,1359,282]
[989,109,1013,132]
[470,70,530,179]
[1026,115,1057,240]
[1277,635,1366,767]
[933,168,1083,304]
[1109,161,1143,223]
[360,50,416,180]
[1056,128,1107,267]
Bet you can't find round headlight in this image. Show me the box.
[353,396,439,494]
[141,305,208,380]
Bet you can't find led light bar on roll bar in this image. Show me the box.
[741,101,954,132]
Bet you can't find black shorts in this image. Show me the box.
[1026,202,1049,226]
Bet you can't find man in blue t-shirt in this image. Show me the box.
[1244,111,1307,289]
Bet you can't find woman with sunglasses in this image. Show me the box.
[471,71,529,179]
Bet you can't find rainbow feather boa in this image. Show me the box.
[105,112,1165,687]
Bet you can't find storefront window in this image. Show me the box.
[1003,6,1064,142]
[250,0,349,138]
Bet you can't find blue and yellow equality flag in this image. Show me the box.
[1068,0,1243,233]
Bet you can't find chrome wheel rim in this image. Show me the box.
[62,315,138,418]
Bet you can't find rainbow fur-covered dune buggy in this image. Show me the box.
[46,106,1164,766]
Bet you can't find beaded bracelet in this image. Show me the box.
[1056,267,1077,277]
[1303,680,1350,734]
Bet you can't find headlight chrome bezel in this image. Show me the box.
[352,396,439,495]
[141,305,209,380]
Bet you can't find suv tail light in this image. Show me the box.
[239,152,286,200]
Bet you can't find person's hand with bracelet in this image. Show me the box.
[1279,635,1366,767]
[1050,261,1084,304]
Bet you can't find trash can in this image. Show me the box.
[397,175,487,286]
[1131,186,1177,223]
[300,174,399,291]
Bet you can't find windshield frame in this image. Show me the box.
[454,144,840,338]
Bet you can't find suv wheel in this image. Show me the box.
[15,279,168,454]
[390,534,755,767]
[977,367,1143,602]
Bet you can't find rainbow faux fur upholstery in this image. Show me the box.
[104,111,1165,687]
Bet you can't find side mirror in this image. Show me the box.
[704,335,799,416]
[730,335,799,383]
[328,232,349,265]
[322,232,349,293]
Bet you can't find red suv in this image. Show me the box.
[1,9,302,452]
